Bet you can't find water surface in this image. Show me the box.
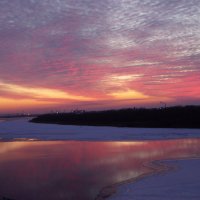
[0,139,200,200]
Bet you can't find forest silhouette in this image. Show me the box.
[31,105,200,128]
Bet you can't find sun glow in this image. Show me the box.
[0,97,55,112]
[110,89,150,100]
[0,81,94,101]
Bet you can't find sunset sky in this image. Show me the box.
[0,0,200,113]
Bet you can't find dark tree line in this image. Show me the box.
[31,105,200,128]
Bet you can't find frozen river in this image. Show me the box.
[0,118,200,141]
[0,118,200,200]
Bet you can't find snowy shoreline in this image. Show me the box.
[108,158,200,200]
[96,158,174,200]
[0,118,200,141]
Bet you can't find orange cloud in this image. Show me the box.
[0,97,55,112]
[110,89,149,100]
[0,81,94,101]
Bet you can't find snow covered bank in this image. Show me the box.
[0,118,200,141]
[109,159,200,200]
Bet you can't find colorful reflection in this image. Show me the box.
[0,139,200,200]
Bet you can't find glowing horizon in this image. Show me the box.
[0,0,200,113]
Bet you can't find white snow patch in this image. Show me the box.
[0,118,200,141]
[109,159,200,200]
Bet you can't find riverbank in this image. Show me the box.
[1,118,200,141]
[108,158,200,200]
[96,158,174,200]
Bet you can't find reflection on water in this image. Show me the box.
[0,139,200,200]
[0,119,6,123]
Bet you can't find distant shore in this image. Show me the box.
[31,105,200,128]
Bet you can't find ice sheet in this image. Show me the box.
[109,159,200,200]
[0,118,200,141]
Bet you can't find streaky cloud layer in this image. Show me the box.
[0,0,200,113]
